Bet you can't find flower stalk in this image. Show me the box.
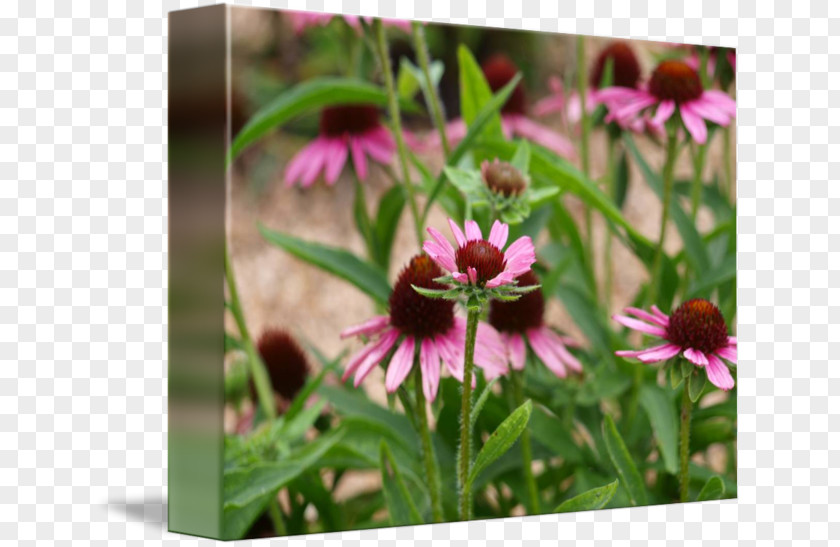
[603,134,618,313]
[690,141,709,221]
[679,381,693,502]
[412,21,450,157]
[414,366,444,522]
[647,127,679,307]
[576,36,594,265]
[458,307,480,521]
[372,19,424,246]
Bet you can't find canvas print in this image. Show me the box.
[211,6,736,540]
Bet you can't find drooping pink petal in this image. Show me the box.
[716,345,736,363]
[385,336,415,393]
[284,139,320,187]
[650,100,675,127]
[679,103,708,144]
[702,90,737,117]
[299,139,329,188]
[323,137,349,185]
[623,307,669,327]
[685,96,732,126]
[419,337,441,401]
[352,328,400,387]
[635,343,682,363]
[683,347,709,366]
[476,321,507,355]
[506,332,526,371]
[427,226,456,260]
[612,314,668,338]
[423,240,458,273]
[507,115,576,159]
[533,95,566,117]
[342,340,379,382]
[527,328,566,378]
[503,236,536,274]
[566,91,583,124]
[705,354,735,391]
[485,271,515,289]
[435,331,464,381]
[452,272,469,283]
[728,336,737,346]
[543,327,583,372]
[594,87,648,104]
[340,315,390,339]
[350,136,368,180]
[612,95,657,122]
[488,220,509,250]
[448,218,467,247]
[651,305,670,322]
[464,220,482,241]
[360,127,395,164]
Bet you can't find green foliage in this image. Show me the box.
[602,415,648,506]
[554,479,619,513]
[468,400,533,487]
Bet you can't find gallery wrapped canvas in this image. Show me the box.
[168,4,737,540]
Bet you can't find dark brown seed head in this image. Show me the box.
[481,54,527,115]
[481,160,528,197]
[590,41,641,89]
[254,329,310,402]
[319,105,381,136]
[488,271,544,333]
[648,60,703,104]
[666,298,729,354]
[455,240,506,286]
[388,254,455,339]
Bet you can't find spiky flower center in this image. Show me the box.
[488,271,544,332]
[319,105,381,136]
[590,41,641,89]
[481,160,528,197]
[255,329,310,402]
[455,240,506,286]
[666,298,729,354]
[389,254,455,338]
[481,55,526,115]
[648,60,703,104]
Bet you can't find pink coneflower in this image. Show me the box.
[535,41,641,127]
[341,255,508,401]
[431,55,575,159]
[595,59,736,144]
[684,46,736,81]
[488,271,582,378]
[423,219,536,289]
[288,12,411,34]
[284,105,395,187]
[613,298,737,391]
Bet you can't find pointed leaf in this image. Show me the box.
[510,140,531,173]
[688,371,707,402]
[468,399,532,486]
[696,475,726,501]
[602,415,648,506]
[639,385,679,474]
[373,184,406,270]
[458,45,502,138]
[379,441,423,525]
[470,377,499,428]
[554,479,619,513]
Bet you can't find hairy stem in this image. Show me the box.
[373,19,423,246]
[458,308,480,521]
[414,367,444,522]
[679,383,693,502]
[511,369,539,514]
[412,21,450,157]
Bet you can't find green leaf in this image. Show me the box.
[227,77,418,165]
[444,166,485,195]
[681,359,694,378]
[510,140,531,173]
[553,285,612,362]
[379,441,423,525]
[278,398,327,442]
[458,45,503,138]
[688,370,707,402]
[688,254,736,298]
[696,475,726,501]
[624,134,710,274]
[639,384,679,474]
[529,406,585,464]
[373,185,406,270]
[554,479,619,513]
[602,415,648,506]
[670,361,684,389]
[613,148,629,209]
[353,180,375,260]
[468,399,533,486]
[470,377,499,428]
[284,359,332,422]
[259,224,392,306]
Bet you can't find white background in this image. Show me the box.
[1,0,837,544]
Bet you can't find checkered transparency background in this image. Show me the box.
[0,0,836,544]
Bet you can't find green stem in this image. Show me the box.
[576,36,593,265]
[511,369,539,514]
[411,22,450,158]
[723,124,733,201]
[458,307,480,521]
[414,367,444,523]
[225,246,276,422]
[373,19,423,246]
[267,497,287,536]
[698,47,711,89]
[679,383,693,502]
[646,130,679,307]
[690,142,708,222]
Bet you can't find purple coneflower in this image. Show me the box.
[595,60,736,144]
[613,298,736,390]
[488,271,582,378]
[341,254,507,401]
[288,12,411,34]
[423,219,536,290]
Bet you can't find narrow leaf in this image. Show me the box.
[696,475,726,501]
[602,415,648,506]
[639,384,679,474]
[688,370,707,402]
[259,224,392,306]
[379,441,423,525]
[469,377,499,428]
[554,479,619,513]
[458,45,502,137]
[468,399,532,486]
[373,185,406,269]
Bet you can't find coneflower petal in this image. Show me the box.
[419,338,441,401]
[705,354,735,391]
[385,336,415,393]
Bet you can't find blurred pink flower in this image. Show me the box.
[288,12,412,34]
[613,299,737,391]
